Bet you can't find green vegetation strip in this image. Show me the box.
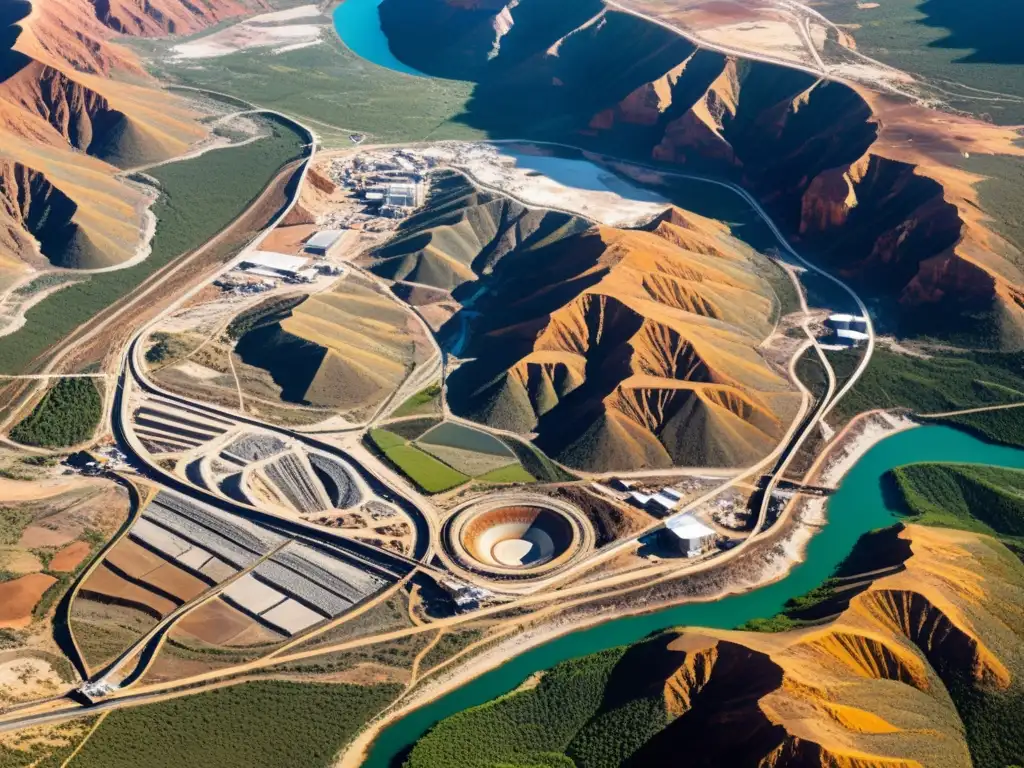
[393,383,442,418]
[0,116,306,374]
[67,681,400,768]
[9,379,102,448]
[935,407,1024,451]
[888,462,1024,551]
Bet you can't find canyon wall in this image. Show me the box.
[380,0,1024,348]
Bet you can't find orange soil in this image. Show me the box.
[103,538,167,580]
[17,526,75,549]
[174,597,264,646]
[49,540,91,572]
[142,562,210,602]
[80,564,177,617]
[0,574,57,628]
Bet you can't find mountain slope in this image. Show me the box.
[0,0,254,276]
[407,523,1024,768]
[378,0,1024,349]
[376,176,800,472]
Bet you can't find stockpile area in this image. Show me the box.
[132,405,230,455]
[223,432,288,463]
[308,453,362,509]
[264,453,329,514]
[222,542,390,635]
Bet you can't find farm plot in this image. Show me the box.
[307,453,362,509]
[368,430,469,494]
[79,566,178,618]
[0,574,56,628]
[175,597,284,647]
[263,453,328,513]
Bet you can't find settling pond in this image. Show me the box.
[364,425,1024,767]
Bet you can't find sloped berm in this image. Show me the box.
[444,495,594,581]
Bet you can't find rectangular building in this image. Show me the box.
[663,515,717,557]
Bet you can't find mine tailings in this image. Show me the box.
[362,425,1024,767]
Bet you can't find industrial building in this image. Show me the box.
[663,515,717,557]
[835,328,870,347]
[827,313,869,332]
[629,487,683,516]
[304,230,344,256]
[238,252,317,283]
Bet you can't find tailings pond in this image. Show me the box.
[364,425,1024,767]
[332,0,426,77]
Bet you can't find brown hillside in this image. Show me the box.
[379,0,1024,348]
[447,206,801,472]
[0,0,248,275]
[632,524,1021,766]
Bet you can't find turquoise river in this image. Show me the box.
[364,425,1024,766]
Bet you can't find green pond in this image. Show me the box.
[364,425,1024,767]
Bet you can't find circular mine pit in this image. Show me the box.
[445,498,592,581]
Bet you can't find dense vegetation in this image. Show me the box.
[407,645,670,768]
[888,462,1024,552]
[936,406,1024,450]
[831,347,1024,424]
[68,681,400,768]
[0,117,307,373]
[9,379,102,448]
[225,294,307,340]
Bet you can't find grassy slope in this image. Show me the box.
[8,378,102,448]
[936,406,1024,450]
[67,681,400,768]
[148,35,481,145]
[889,462,1024,553]
[830,347,1024,424]
[0,117,306,374]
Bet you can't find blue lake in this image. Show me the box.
[332,0,426,77]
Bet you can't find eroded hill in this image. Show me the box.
[366,173,800,472]
[406,523,1024,767]
[0,0,257,275]
[379,0,1024,349]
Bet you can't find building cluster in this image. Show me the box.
[232,247,343,288]
[329,149,428,221]
[440,579,492,612]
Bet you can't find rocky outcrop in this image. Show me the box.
[379,0,1024,347]
[90,0,260,37]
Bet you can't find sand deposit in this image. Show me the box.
[170,7,326,60]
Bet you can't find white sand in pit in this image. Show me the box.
[171,22,322,60]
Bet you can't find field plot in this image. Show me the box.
[0,574,56,628]
[174,597,280,647]
[369,423,534,493]
[49,541,92,572]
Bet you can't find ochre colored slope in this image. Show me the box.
[0,0,242,274]
[449,207,800,471]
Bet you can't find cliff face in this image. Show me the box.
[0,0,249,275]
[379,0,1024,347]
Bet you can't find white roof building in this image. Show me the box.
[664,515,717,557]
[239,251,309,277]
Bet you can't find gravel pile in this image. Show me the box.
[265,453,327,514]
[308,454,362,509]
[253,561,349,615]
[223,432,288,463]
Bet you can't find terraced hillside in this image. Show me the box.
[379,0,1024,349]
[407,523,1024,768]
[234,277,430,413]
[436,203,799,471]
[366,170,590,293]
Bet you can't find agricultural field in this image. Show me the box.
[8,379,102,448]
[392,383,442,418]
[66,680,402,768]
[0,719,100,767]
[368,423,534,494]
[0,116,307,374]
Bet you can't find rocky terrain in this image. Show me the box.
[0,0,259,276]
[407,523,1024,767]
[379,0,1024,349]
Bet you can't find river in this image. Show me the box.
[363,425,1024,766]
[332,0,427,77]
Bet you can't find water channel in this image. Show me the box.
[363,425,1024,766]
[323,11,1024,763]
